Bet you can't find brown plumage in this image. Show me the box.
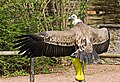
[14,22,110,64]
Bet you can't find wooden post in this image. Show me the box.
[99,53,120,58]
[0,51,19,56]
[30,58,35,82]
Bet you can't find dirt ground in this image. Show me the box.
[0,64,120,82]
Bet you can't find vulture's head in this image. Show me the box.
[69,14,82,25]
[69,14,77,20]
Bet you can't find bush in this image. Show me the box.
[0,56,29,77]
[0,56,62,77]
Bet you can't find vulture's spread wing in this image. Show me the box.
[14,22,110,64]
[14,30,76,57]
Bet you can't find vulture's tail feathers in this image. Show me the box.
[92,49,100,60]
[84,49,99,64]
[79,51,94,64]
[87,54,93,64]
[71,49,99,64]
[79,51,85,62]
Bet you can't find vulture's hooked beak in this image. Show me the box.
[68,16,72,22]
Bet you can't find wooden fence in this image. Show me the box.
[87,0,120,26]
[1,51,120,57]
[0,51,120,82]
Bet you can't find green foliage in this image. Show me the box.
[0,56,29,77]
[78,0,87,20]
[0,0,45,50]
[34,57,60,74]
[0,56,61,77]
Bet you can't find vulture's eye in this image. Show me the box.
[72,16,75,18]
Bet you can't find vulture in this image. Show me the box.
[14,14,110,81]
